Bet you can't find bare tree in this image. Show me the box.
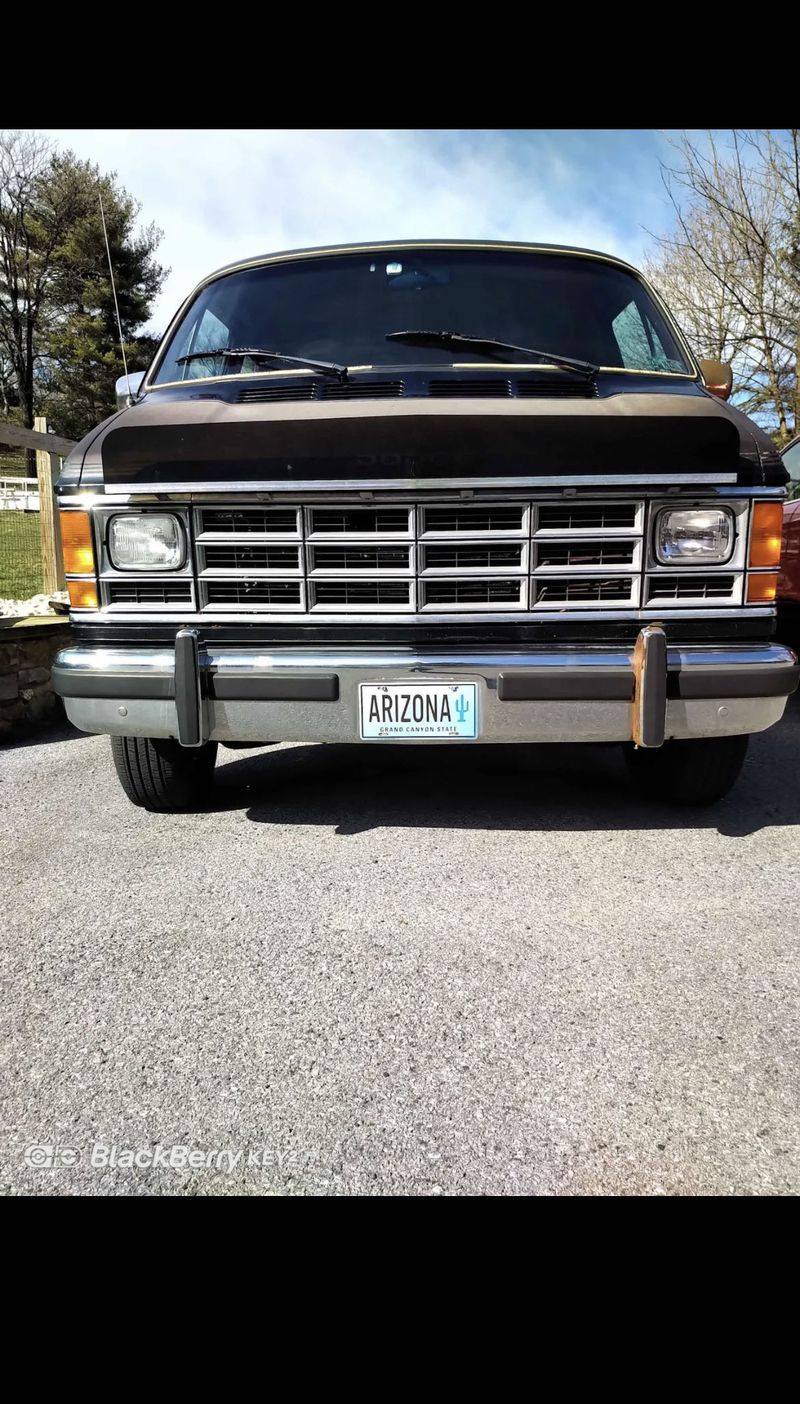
[756,128,800,431]
[645,130,798,442]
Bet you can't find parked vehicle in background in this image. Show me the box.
[52,240,799,811]
[778,436,800,646]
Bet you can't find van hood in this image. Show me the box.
[60,385,787,492]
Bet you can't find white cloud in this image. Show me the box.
[40,128,662,331]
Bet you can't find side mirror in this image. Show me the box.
[115,370,146,410]
[698,359,733,401]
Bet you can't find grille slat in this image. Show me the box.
[423,579,524,606]
[424,545,524,571]
[313,581,411,607]
[204,580,303,607]
[309,508,411,536]
[107,581,192,605]
[311,545,411,573]
[203,544,301,572]
[535,540,636,569]
[200,508,299,535]
[647,574,736,602]
[537,504,638,532]
[423,506,526,535]
[534,578,634,605]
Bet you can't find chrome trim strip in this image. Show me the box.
[103,473,740,495]
[55,642,798,678]
[55,647,177,675]
[61,606,777,626]
[64,484,787,504]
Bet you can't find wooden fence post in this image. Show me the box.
[34,416,65,593]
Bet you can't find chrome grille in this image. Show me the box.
[99,493,741,619]
[191,496,648,616]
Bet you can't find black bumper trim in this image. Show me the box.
[671,663,799,699]
[52,668,174,700]
[498,670,632,701]
[498,660,799,704]
[208,675,339,702]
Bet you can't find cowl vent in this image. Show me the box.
[235,373,597,404]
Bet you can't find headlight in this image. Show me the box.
[108,513,184,570]
[655,507,734,565]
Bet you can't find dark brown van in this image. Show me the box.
[54,240,798,808]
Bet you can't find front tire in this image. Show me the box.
[623,734,749,806]
[111,735,218,812]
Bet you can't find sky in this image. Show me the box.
[41,129,681,334]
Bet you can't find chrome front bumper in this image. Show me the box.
[54,637,799,747]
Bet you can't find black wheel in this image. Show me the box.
[111,735,218,812]
[623,734,749,806]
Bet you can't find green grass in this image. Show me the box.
[0,452,30,479]
[0,511,43,598]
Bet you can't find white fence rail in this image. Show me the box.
[0,475,40,511]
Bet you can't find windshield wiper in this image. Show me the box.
[385,330,598,379]
[175,347,349,382]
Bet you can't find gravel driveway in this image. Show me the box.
[2,695,799,1196]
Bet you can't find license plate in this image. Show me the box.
[360,682,478,739]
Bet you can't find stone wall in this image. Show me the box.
[0,617,72,740]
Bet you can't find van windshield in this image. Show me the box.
[152,248,692,385]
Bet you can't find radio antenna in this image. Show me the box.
[99,187,131,397]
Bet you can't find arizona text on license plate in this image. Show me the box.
[360,683,478,739]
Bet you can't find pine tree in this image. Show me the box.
[0,130,167,440]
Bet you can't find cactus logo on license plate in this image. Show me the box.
[359,683,478,739]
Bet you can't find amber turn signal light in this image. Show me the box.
[746,572,778,604]
[749,503,783,568]
[60,510,96,575]
[67,580,99,610]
